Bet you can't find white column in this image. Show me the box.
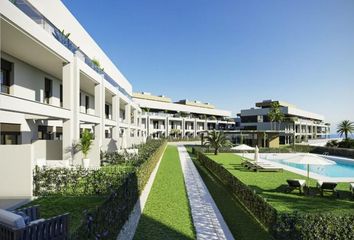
[165,117,169,137]
[112,95,120,146]
[94,78,104,148]
[62,58,80,162]
[125,104,131,148]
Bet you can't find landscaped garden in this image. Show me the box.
[134,145,195,240]
[23,139,167,239]
[207,153,354,214]
[192,146,354,240]
[188,148,273,240]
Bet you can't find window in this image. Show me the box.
[60,84,63,107]
[1,59,12,94]
[44,78,52,104]
[38,126,53,140]
[85,95,89,113]
[105,129,112,138]
[56,127,63,140]
[105,104,110,119]
[0,123,20,145]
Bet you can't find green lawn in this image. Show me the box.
[189,150,273,240]
[134,145,195,240]
[206,153,354,214]
[22,196,105,233]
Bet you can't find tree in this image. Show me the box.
[78,129,94,159]
[203,130,231,155]
[337,120,354,140]
[170,129,181,138]
[268,102,284,130]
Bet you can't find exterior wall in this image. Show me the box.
[2,52,62,105]
[0,0,146,169]
[0,145,33,197]
[32,140,63,160]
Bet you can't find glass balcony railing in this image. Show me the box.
[10,0,131,100]
[0,85,10,94]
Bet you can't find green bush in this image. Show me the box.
[33,165,133,196]
[274,212,354,240]
[338,139,354,149]
[193,148,277,229]
[72,140,167,239]
[193,148,354,240]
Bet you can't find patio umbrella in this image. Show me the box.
[284,154,335,184]
[231,144,255,157]
[254,145,259,162]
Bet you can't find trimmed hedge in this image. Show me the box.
[193,148,354,240]
[193,148,277,229]
[309,145,354,159]
[33,165,133,196]
[71,140,167,239]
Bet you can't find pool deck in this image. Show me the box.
[238,153,354,183]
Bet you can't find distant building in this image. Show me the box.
[233,100,330,146]
[133,92,235,139]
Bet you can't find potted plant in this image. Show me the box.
[79,129,94,168]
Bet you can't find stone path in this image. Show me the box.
[117,145,167,240]
[178,145,234,240]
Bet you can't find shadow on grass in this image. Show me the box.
[134,213,194,240]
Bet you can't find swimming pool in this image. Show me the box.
[262,154,354,178]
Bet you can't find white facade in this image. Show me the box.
[238,100,331,144]
[0,0,146,176]
[133,92,235,139]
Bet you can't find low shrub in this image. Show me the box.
[72,140,167,239]
[193,148,277,229]
[33,139,166,239]
[33,165,133,196]
[274,212,354,240]
[338,139,354,149]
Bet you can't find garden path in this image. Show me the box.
[178,145,234,240]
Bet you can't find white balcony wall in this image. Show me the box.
[2,52,62,106]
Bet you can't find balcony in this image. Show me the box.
[9,0,131,100]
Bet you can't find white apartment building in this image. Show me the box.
[237,100,330,145]
[0,0,146,197]
[133,92,235,139]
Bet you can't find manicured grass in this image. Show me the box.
[22,196,105,233]
[134,145,195,240]
[188,149,273,240]
[206,153,354,214]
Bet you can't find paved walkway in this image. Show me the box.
[178,145,234,240]
[117,145,167,240]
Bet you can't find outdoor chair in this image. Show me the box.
[316,181,338,197]
[286,179,306,194]
[0,205,69,240]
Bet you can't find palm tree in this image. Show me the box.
[204,130,231,155]
[78,129,94,159]
[268,102,284,130]
[337,120,354,140]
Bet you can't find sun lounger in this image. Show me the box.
[287,179,306,194]
[316,181,338,197]
[249,162,283,172]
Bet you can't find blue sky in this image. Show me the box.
[62,0,354,132]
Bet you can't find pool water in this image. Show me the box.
[266,156,354,178]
